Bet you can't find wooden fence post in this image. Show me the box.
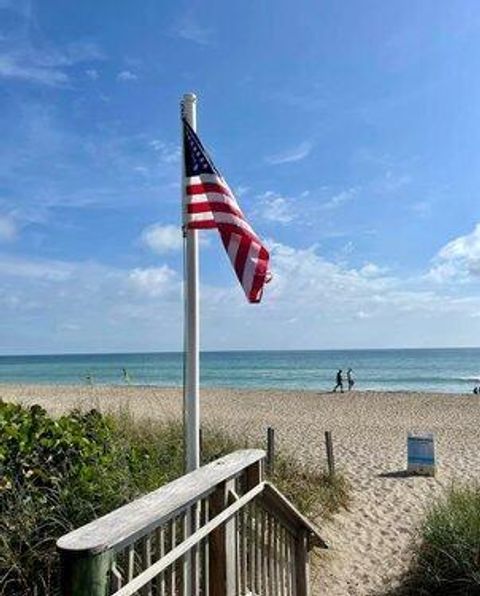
[295,529,310,596]
[325,431,335,477]
[208,479,237,596]
[267,427,275,475]
[59,549,112,596]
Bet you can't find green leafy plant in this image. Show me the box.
[0,402,348,595]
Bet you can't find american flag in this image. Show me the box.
[183,118,270,303]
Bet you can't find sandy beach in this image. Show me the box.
[3,384,480,595]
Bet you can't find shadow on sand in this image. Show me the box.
[377,470,416,479]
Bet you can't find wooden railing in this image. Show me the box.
[57,449,326,596]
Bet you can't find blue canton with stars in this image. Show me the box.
[183,119,219,177]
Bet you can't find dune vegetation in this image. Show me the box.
[0,400,348,595]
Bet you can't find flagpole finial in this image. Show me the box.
[183,92,197,103]
[181,93,197,128]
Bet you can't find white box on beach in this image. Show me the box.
[407,433,435,476]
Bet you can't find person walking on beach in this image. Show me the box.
[122,367,131,385]
[347,368,355,391]
[333,369,344,392]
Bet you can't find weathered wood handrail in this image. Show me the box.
[57,449,326,596]
[58,449,265,555]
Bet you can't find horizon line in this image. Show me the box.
[0,345,480,358]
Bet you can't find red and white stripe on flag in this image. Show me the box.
[183,121,270,303]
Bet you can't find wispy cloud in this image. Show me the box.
[172,13,213,45]
[257,192,295,224]
[323,188,357,210]
[141,224,183,254]
[411,201,431,216]
[0,1,105,86]
[117,70,138,81]
[0,53,69,86]
[0,40,105,86]
[269,89,326,112]
[265,141,312,165]
[149,139,181,164]
[0,215,17,242]
[85,68,99,80]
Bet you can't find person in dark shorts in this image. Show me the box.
[333,369,343,392]
[347,368,355,391]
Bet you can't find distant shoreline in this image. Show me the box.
[0,382,474,397]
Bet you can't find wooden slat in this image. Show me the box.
[155,528,165,596]
[202,499,210,594]
[111,561,123,591]
[255,506,262,594]
[260,483,327,549]
[249,502,256,595]
[240,506,247,594]
[279,526,286,596]
[58,450,265,555]
[285,530,291,596]
[262,510,268,596]
[235,511,241,595]
[127,544,135,583]
[270,516,280,596]
[274,520,281,594]
[182,512,188,596]
[141,536,152,596]
[290,533,297,596]
[170,520,176,595]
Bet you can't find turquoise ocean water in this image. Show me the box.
[0,349,479,393]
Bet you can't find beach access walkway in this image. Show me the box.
[4,384,480,595]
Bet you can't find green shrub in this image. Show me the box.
[391,485,480,595]
[0,402,348,595]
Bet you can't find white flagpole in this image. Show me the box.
[182,92,200,474]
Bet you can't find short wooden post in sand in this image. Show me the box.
[266,426,275,474]
[325,431,335,477]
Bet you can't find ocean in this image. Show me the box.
[0,348,479,393]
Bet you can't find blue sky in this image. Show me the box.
[1,0,480,353]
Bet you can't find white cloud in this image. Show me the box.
[141,224,183,254]
[0,53,69,86]
[0,254,73,281]
[359,263,387,278]
[85,68,99,80]
[257,192,295,224]
[0,242,480,352]
[173,13,213,45]
[117,70,138,81]
[372,170,412,194]
[0,215,17,242]
[0,40,105,86]
[149,139,181,164]
[411,201,431,216]
[128,266,179,298]
[64,41,105,63]
[428,223,480,282]
[266,141,312,165]
[323,188,357,210]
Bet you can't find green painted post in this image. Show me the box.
[59,549,112,596]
